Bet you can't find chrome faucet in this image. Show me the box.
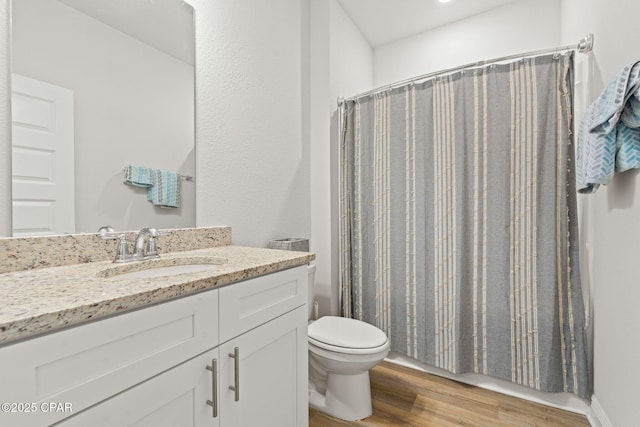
[134,227,161,260]
[99,226,166,263]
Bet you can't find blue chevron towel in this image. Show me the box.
[147,169,181,208]
[124,166,181,208]
[577,61,640,193]
[123,165,153,187]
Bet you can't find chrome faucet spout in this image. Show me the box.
[135,227,159,259]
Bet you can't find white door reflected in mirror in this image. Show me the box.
[11,74,75,237]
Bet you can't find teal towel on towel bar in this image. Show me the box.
[147,169,181,208]
[123,166,181,208]
[123,165,152,187]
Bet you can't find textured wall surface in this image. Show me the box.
[310,0,374,316]
[0,1,11,236]
[562,0,640,425]
[193,0,311,248]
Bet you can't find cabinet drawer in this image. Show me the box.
[0,289,218,427]
[219,265,307,343]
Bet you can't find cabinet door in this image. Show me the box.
[57,349,221,427]
[219,306,308,427]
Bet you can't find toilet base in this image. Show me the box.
[309,371,372,421]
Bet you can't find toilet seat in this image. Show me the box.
[308,316,389,355]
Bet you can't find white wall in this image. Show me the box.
[310,0,373,316]
[373,0,561,87]
[329,2,374,101]
[11,0,195,234]
[193,0,311,248]
[562,1,640,426]
[0,0,9,236]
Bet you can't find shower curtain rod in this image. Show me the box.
[337,33,594,105]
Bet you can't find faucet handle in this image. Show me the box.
[98,226,122,241]
[147,229,168,257]
[98,225,115,235]
[113,235,132,263]
[100,232,131,263]
[99,231,124,240]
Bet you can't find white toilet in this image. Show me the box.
[307,264,390,421]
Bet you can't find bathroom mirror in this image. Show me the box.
[9,0,195,236]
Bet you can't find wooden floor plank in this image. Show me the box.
[309,361,589,427]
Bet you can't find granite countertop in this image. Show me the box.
[0,246,315,346]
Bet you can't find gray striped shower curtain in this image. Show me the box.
[338,53,591,398]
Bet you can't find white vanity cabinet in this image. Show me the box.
[0,289,220,427]
[0,265,308,427]
[218,279,308,427]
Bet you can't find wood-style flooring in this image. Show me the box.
[309,361,589,427]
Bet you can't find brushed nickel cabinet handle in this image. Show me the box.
[228,347,240,401]
[206,359,218,418]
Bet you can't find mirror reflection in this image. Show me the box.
[10,0,195,237]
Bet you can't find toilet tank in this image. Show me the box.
[308,264,316,319]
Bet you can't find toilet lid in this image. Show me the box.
[308,316,388,349]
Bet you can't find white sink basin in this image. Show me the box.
[97,256,229,279]
[114,264,221,279]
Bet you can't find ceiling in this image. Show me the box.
[336,0,518,47]
[54,0,519,64]
[57,0,194,65]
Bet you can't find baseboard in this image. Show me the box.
[589,396,613,427]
